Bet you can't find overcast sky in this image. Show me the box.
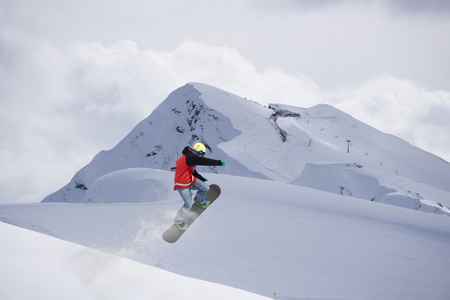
[1,0,450,204]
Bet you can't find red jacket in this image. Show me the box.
[174,147,222,190]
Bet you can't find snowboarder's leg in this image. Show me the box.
[174,188,193,223]
[192,180,210,207]
[192,180,209,203]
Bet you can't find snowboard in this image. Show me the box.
[162,184,221,243]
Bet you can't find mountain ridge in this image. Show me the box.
[42,83,450,215]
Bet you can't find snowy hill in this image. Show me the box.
[292,163,450,216]
[41,83,450,215]
[0,221,269,300]
[2,170,450,299]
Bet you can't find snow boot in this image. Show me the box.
[175,221,188,231]
[195,199,211,209]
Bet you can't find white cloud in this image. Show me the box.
[328,76,450,162]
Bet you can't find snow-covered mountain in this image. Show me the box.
[3,82,450,299]
[42,83,450,215]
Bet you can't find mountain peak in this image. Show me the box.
[42,83,450,216]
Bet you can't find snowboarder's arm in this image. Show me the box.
[193,170,207,182]
[186,155,223,167]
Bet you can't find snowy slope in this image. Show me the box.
[0,221,269,300]
[42,83,450,215]
[3,169,450,299]
[292,163,450,215]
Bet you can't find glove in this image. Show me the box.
[220,160,225,166]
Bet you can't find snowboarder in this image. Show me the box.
[173,142,225,230]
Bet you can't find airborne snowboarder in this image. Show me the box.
[173,142,225,230]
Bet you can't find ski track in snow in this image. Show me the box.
[243,140,292,182]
